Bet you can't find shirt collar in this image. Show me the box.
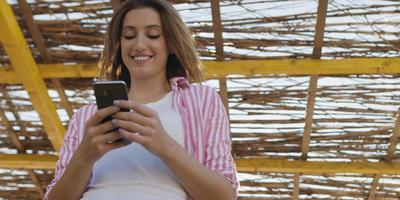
[170,77,190,91]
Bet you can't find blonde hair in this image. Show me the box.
[99,0,204,87]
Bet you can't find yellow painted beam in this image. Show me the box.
[1,155,400,175]
[0,154,58,170]
[0,69,19,84]
[0,0,65,150]
[235,158,400,175]
[1,58,399,84]
[203,58,400,78]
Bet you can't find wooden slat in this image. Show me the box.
[219,77,229,118]
[292,174,300,200]
[387,108,400,159]
[0,106,24,151]
[17,0,50,61]
[27,169,45,198]
[210,0,224,60]
[0,0,65,150]
[51,79,74,119]
[300,75,319,160]
[367,174,380,200]
[312,0,329,59]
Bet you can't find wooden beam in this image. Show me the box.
[312,0,329,59]
[387,108,400,159]
[0,154,58,170]
[210,0,230,124]
[235,158,400,174]
[301,0,328,161]
[0,106,24,151]
[367,174,380,200]
[1,58,399,84]
[2,155,400,175]
[300,75,318,160]
[1,89,45,198]
[51,79,74,118]
[210,0,224,60]
[0,0,65,150]
[27,169,45,198]
[17,0,50,62]
[292,174,300,200]
[18,0,74,120]
[219,77,229,118]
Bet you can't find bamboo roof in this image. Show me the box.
[0,0,399,199]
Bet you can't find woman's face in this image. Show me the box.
[120,7,169,81]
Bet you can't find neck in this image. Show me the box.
[128,76,171,104]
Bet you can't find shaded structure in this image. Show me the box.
[0,0,399,199]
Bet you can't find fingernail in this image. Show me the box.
[113,100,120,104]
[112,119,116,123]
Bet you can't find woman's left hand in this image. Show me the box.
[111,100,178,157]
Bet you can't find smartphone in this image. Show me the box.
[93,80,130,143]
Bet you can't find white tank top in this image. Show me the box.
[81,92,187,200]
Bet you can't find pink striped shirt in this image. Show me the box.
[45,77,238,199]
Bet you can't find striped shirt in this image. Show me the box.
[45,77,239,200]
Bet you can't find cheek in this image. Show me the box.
[120,40,130,63]
[154,41,169,60]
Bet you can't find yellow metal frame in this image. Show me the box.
[0,58,400,84]
[1,155,399,175]
[0,0,65,151]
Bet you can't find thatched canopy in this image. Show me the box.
[0,0,399,199]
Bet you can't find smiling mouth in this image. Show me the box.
[131,55,154,61]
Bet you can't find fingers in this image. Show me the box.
[113,111,150,127]
[119,128,147,144]
[94,131,124,144]
[112,118,152,136]
[114,100,156,118]
[86,120,117,138]
[87,106,120,127]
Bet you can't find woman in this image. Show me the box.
[45,0,238,199]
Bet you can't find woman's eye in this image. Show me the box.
[124,35,135,39]
[148,35,160,39]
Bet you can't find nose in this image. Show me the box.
[134,34,146,51]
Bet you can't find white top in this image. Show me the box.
[81,92,187,200]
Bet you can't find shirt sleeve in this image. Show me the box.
[203,87,239,199]
[44,112,80,200]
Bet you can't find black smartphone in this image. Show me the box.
[93,80,130,143]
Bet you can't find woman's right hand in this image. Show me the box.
[74,106,128,165]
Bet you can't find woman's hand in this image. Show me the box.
[75,106,128,165]
[112,100,178,157]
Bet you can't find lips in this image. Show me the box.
[130,55,154,64]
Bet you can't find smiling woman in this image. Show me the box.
[44,0,238,200]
